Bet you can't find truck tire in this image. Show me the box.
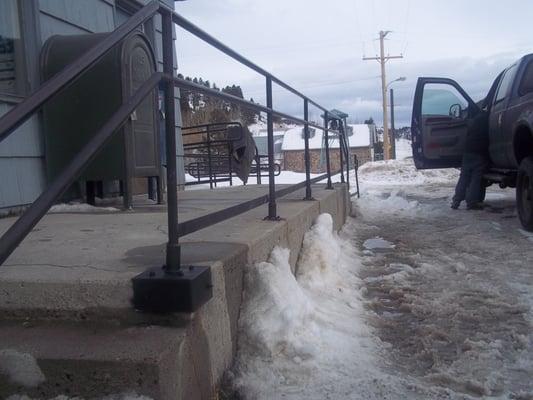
[516,157,533,231]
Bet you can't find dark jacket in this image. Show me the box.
[465,110,489,156]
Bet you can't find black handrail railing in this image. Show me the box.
[0,0,354,312]
[182,122,243,189]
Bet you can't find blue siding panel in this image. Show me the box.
[0,158,46,209]
[39,0,115,34]
[39,13,91,42]
[0,104,42,157]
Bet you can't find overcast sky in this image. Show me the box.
[174,0,533,127]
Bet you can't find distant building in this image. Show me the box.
[281,124,375,173]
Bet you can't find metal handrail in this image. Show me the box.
[0,1,354,312]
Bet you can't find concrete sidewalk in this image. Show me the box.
[0,183,350,399]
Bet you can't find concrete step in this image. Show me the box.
[0,184,350,399]
[0,321,213,399]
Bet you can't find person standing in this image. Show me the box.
[451,109,490,210]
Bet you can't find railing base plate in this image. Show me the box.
[132,265,212,313]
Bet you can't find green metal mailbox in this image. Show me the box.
[40,31,160,208]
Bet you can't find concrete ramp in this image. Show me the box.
[0,183,350,399]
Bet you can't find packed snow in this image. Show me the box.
[229,213,450,399]
[48,203,119,214]
[230,154,533,399]
[363,237,396,250]
[357,157,459,187]
[350,156,533,398]
[0,349,45,388]
[185,170,324,190]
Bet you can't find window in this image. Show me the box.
[0,0,24,96]
[421,83,468,116]
[518,61,533,96]
[494,65,517,103]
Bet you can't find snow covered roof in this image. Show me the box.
[281,124,372,151]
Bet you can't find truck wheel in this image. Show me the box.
[516,157,533,231]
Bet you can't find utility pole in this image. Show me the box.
[363,31,402,160]
[390,88,396,159]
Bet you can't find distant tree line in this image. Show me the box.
[177,74,259,127]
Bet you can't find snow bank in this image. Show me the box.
[185,170,321,190]
[230,214,423,399]
[358,157,458,187]
[352,157,457,219]
[395,138,413,160]
[48,203,119,214]
[355,188,439,219]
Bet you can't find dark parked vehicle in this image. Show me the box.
[411,54,533,231]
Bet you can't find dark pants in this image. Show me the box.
[453,153,489,206]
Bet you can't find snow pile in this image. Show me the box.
[395,138,412,160]
[230,214,425,399]
[0,349,45,387]
[237,246,316,360]
[48,203,119,214]
[358,157,459,187]
[185,170,322,190]
[355,188,438,219]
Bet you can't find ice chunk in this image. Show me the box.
[363,237,395,250]
[0,349,45,388]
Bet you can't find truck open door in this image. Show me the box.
[411,77,480,169]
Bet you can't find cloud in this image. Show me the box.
[174,0,533,127]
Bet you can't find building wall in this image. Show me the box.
[283,147,372,174]
[0,0,185,211]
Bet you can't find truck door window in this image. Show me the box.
[495,65,517,103]
[422,84,468,117]
[518,61,533,96]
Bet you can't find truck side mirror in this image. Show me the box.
[449,103,462,118]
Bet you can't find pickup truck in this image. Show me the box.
[411,54,533,231]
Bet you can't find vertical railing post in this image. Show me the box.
[303,99,312,200]
[228,142,233,186]
[354,154,360,199]
[255,149,261,185]
[162,10,180,270]
[342,119,350,189]
[265,76,277,219]
[339,120,345,183]
[206,125,213,189]
[324,111,333,189]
